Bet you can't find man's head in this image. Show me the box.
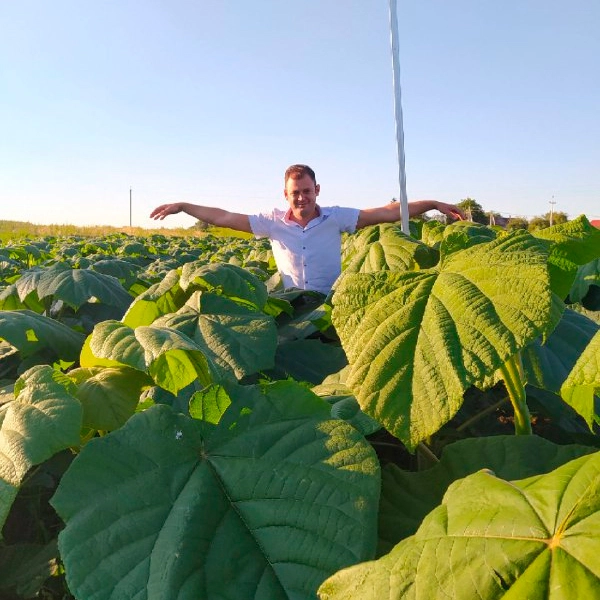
[283,164,320,225]
[284,164,317,185]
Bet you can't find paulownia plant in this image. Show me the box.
[51,381,381,600]
[319,449,600,599]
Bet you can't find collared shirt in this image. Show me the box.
[249,205,360,294]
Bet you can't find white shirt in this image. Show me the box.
[249,205,360,294]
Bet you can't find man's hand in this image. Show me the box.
[434,201,465,221]
[149,203,183,220]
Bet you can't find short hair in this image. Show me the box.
[284,164,316,185]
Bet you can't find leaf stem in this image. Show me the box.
[456,396,509,432]
[499,353,532,435]
[416,442,439,465]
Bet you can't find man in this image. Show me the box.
[150,164,464,294]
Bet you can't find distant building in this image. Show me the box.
[592,220,600,229]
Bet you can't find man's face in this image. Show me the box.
[284,174,320,222]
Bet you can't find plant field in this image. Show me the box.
[1,218,599,599]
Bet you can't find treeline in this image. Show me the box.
[456,198,569,231]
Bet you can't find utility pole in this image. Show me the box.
[129,187,132,228]
[549,196,556,227]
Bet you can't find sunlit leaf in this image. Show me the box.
[52,382,380,599]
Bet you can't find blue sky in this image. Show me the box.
[1,1,598,228]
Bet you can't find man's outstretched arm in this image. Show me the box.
[150,202,252,233]
[356,200,464,230]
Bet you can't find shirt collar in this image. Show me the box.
[283,204,323,227]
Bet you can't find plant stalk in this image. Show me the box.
[500,353,532,435]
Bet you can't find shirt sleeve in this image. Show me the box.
[248,212,274,238]
[331,206,360,233]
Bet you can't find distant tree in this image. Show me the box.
[191,219,210,231]
[506,217,529,231]
[544,211,569,226]
[528,216,550,231]
[457,198,487,224]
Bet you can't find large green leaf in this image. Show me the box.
[439,221,497,257]
[0,309,85,360]
[343,224,439,274]
[523,308,599,393]
[121,269,187,327]
[80,320,216,395]
[180,261,268,310]
[68,366,152,431]
[533,215,600,300]
[274,339,348,385]
[33,262,133,311]
[13,268,45,305]
[420,219,446,247]
[378,435,596,554]
[332,231,553,449]
[0,540,59,598]
[569,258,600,308]
[312,369,381,436]
[52,382,380,600]
[320,450,600,599]
[0,366,81,531]
[560,329,600,428]
[154,294,277,380]
[90,258,144,289]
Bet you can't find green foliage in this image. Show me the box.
[0,223,598,599]
[52,383,380,599]
[506,216,529,230]
[319,450,600,599]
[457,197,487,224]
[332,231,554,449]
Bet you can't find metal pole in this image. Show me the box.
[129,187,132,228]
[389,0,410,235]
[549,196,556,226]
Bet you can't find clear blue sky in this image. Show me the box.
[2,1,598,228]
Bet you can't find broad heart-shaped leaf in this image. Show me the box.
[180,261,268,310]
[420,219,446,247]
[33,262,133,311]
[569,258,600,307]
[80,320,217,395]
[319,450,600,600]
[378,435,596,554]
[0,283,45,312]
[0,309,85,360]
[122,269,188,328]
[67,366,152,431]
[522,308,599,396]
[332,231,553,450]
[51,382,381,600]
[154,297,277,380]
[533,215,600,300]
[561,329,600,427]
[342,224,439,274]
[439,221,497,257]
[273,339,348,385]
[0,365,81,532]
[0,540,59,597]
[188,383,231,427]
[13,268,45,304]
[90,258,143,289]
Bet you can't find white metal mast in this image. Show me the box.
[388,0,410,235]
